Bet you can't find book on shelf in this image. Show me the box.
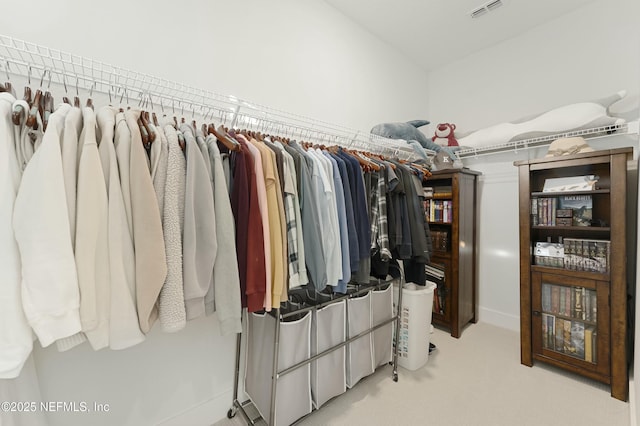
[550,316,596,362]
[551,286,560,315]
[531,194,595,227]
[562,238,610,273]
[433,186,452,198]
[559,286,566,316]
[571,321,585,359]
[542,175,599,193]
[558,194,592,226]
[563,319,572,354]
[573,287,583,320]
[425,199,452,223]
[542,284,551,313]
[585,326,594,363]
[542,313,551,349]
[534,242,564,268]
[426,262,446,315]
[555,318,565,351]
[430,230,449,251]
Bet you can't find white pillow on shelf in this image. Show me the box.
[457,91,627,148]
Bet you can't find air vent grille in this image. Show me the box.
[470,0,504,18]
[486,0,503,11]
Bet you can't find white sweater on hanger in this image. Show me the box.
[72,107,111,350]
[61,106,83,247]
[158,121,186,332]
[97,106,145,349]
[13,104,82,348]
[124,109,167,333]
[0,93,33,379]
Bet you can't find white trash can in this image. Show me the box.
[393,281,437,371]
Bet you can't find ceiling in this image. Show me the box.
[324,0,597,72]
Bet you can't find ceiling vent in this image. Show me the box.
[470,0,504,18]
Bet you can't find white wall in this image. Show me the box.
[0,2,430,426]
[0,0,429,132]
[426,0,640,332]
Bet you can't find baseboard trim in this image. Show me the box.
[478,307,519,332]
[157,389,233,426]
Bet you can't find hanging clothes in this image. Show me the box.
[230,137,267,313]
[69,106,110,350]
[0,92,32,378]
[61,106,83,247]
[123,109,167,333]
[250,138,287,304]
[205,134,242,334]
[96,106,145,349]
[158,120,187,333]
[283,142,326,291]
[181,123,217,321]
[12,102,82,348]
[322,152,350,294]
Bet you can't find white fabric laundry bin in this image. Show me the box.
[311,299,347,408]
[393,281,437,371]
[346,290,374,388]
[245,311,312,426]
[371,283,394,368]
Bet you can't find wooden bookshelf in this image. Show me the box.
[424,168,481,338]
[515,148,632,401]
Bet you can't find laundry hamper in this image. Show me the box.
[311,299,347,408]
[345,290,374,388]
[393,281,437,371]
[245,310,312,426]
[371,283,394,368]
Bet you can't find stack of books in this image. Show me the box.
[531,194,593,227]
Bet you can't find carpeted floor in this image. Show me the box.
[216,322,630,426]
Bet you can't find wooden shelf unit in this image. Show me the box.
[424,168,481,338]
[514,148,632,401]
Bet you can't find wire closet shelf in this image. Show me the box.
[0,34,421,162]
[454,121,639,159]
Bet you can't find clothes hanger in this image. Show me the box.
[86,81,95,110]
[61,73,71,105]
[208,122,240,151]
[12,85,31,126]
[73,76,81,108]
[2,61,15,97]
[170,100,186,151]
[137,95,154,146]
[41,71,55,132]
[26,69,47,130]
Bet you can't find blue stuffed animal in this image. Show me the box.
[370,120,458,159]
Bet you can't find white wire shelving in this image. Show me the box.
[0,34,421,162]
[454,121,639,159]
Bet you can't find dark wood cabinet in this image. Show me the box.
[515,148,632,401]
[424,168,480,338]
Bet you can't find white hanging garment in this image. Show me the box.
[157,120,186,333]
[0,92,32,379]
[13,103,82,348]
[97,106,145,349]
